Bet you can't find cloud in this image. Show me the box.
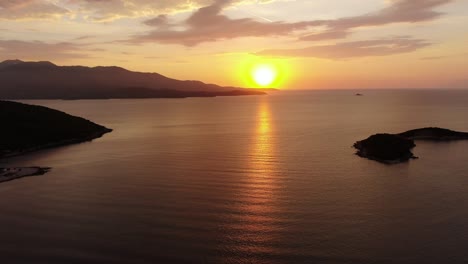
[143,14,171,28]
[420,55,446,60]
[301,0,454,41]
[131,0,322,46]
[66,0,279,21]
[255,37,430,59]
[0,40,88,60]
[73,35,96,41]
[0,0,68,19]
[0,0,217,20]
[62,0,214,21]
[132,0,452,46]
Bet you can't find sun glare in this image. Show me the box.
[252,65,276,87]
[237,57,290,89]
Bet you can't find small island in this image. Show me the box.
[354,134,416,164]
[0,100,112,182]
[354,127,468,164]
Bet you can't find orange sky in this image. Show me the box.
[1,0,467,89]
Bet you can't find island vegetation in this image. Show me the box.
[354,127,468,164]
[0,100,112,182]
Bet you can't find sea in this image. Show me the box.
[1,90,468,264]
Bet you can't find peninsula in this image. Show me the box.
[354,127,468,164]
[0,100,112,182]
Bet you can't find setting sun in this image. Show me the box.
[237,56,292,89]
[252,65,277,87]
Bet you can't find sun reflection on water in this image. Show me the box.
[222,99,284,257]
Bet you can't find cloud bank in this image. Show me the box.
[0,40,87,60]
[133,0,452,47]
[300,0,454,41]
[0,0,68,19]
[132,0,322,46]
[256,37,430,59]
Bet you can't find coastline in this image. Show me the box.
[0,127,112,159]
[0,128,111,183]
[355,151,417,164]
[0,100,114,183]
[0,167,50,183]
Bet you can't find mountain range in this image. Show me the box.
[0,60,267,99]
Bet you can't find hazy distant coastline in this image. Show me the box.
[0,60,268,100]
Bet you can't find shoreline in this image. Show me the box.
[0,100,114,183]
[0,167,50,183]
[0,129,111,183]
[0,127,112,159]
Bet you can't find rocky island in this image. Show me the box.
[354,134,416,164]
[0,100,112,182]
[354,127,468,164]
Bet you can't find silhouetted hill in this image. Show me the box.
[398,127,468,140]
[0,60,266,99]
[0,100,112,158]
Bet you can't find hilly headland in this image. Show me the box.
[0,100,112,182]
[0,59,268,100]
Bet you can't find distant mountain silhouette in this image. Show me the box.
[0,60,266,99]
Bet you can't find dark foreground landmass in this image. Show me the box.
[0,100,112,182]
[0,100,112,158]
[354,127,468,164]
[0,60,268,99]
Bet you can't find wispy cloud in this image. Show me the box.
[0,0,68,19]
[256,37,430,59]
[0,0,216,20]
[420,55,447,60]
[62,0,215,21]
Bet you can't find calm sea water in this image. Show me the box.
[1,90,468,264]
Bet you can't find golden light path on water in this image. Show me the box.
[220,99,285,262]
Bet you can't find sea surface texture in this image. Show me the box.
[1,90,468,264]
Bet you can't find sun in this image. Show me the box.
[252,65,277,87]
